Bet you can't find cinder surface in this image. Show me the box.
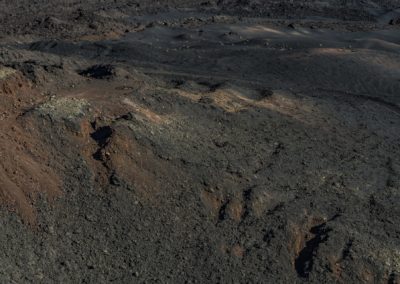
[0,1,399,283]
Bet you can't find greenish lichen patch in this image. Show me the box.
[0,67,17,80]
[37,97,90,120]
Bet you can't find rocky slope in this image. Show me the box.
[0,0,399,283]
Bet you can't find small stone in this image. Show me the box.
[389,18,400,25]
[121,112,134,120]
[110,173,121,186]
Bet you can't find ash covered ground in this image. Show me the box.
[0,0,400,283]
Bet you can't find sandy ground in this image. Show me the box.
[0,0,400,283]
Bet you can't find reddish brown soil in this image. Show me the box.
[0,71,61,225]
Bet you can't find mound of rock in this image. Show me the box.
[79,64,116,79]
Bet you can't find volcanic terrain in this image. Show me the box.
[0,0,400,283]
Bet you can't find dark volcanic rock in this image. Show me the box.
[79,65,116,79]
[0,0,400,283]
